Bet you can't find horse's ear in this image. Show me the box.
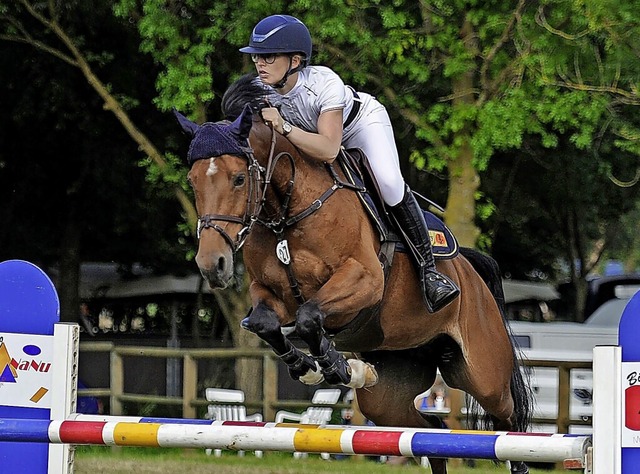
[229,103,254,140]
[173,107,199,137]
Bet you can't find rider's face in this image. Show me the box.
[254,54,301,87]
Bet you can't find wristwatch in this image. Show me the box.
[282,121,293,136]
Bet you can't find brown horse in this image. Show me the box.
[175,76,532,474]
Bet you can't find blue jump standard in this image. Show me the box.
[0,260,60,473]
[620,290,640,471]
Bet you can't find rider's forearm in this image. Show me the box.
[285,125,341,163]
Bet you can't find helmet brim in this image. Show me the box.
[240,46,296,54]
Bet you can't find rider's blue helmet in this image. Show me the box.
[240,15,312,66]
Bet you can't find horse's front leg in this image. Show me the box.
[296,300,351,385]
[296,258,382,388]
[242,284,323,385]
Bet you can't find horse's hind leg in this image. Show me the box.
[356,349,449,474]
[439,340,531,474]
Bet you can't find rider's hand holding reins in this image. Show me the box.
[260,107,286,135]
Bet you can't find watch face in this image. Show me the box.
[283,121,292,135]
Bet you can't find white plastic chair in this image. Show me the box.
[275,388,342,459]
[204,388,263,458]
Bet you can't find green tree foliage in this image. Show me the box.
[0,0,196,321]
[478,1,640,317]
[115,0,639,263]
[1,0,639,325]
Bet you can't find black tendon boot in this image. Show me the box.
[390,186,460,313]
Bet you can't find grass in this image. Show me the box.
[73,446,568,474]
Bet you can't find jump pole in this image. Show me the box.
[0,416,590,464]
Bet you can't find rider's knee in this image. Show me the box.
[377,174,405,206]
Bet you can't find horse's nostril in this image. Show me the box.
[217,256,226,273]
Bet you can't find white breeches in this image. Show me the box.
[343,103,405,206]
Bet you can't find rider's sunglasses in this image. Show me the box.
[251,53,279,64]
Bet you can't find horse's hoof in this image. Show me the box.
[240,317,252,330]
[299,361,324,385]
[509,461,529,474]
[345,360,378,388]
[362,361,379,387]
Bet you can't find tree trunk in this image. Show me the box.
[445,139,480,248]
[444,19,481,248]
[573,277,589,323]
[212,272,263,403]
[58,205,82,323]
[235,318,265,404]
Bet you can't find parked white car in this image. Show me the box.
[506,277,639,435]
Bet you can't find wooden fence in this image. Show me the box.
[77,342,592,432]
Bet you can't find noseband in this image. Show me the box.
[196,204,253,253]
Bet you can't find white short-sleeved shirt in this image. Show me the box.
[259,66,363,134]
[258,66,406,206]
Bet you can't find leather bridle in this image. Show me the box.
[194,145,264,253]
[194,126,287,253]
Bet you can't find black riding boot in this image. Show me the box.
[390,186,460,313]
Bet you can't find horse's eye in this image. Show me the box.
[233,174,246,187]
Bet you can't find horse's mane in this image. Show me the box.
[221,74,266,120]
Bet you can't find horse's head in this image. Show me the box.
[175,105,259,289]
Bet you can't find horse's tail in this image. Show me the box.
[459,247,534,433]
